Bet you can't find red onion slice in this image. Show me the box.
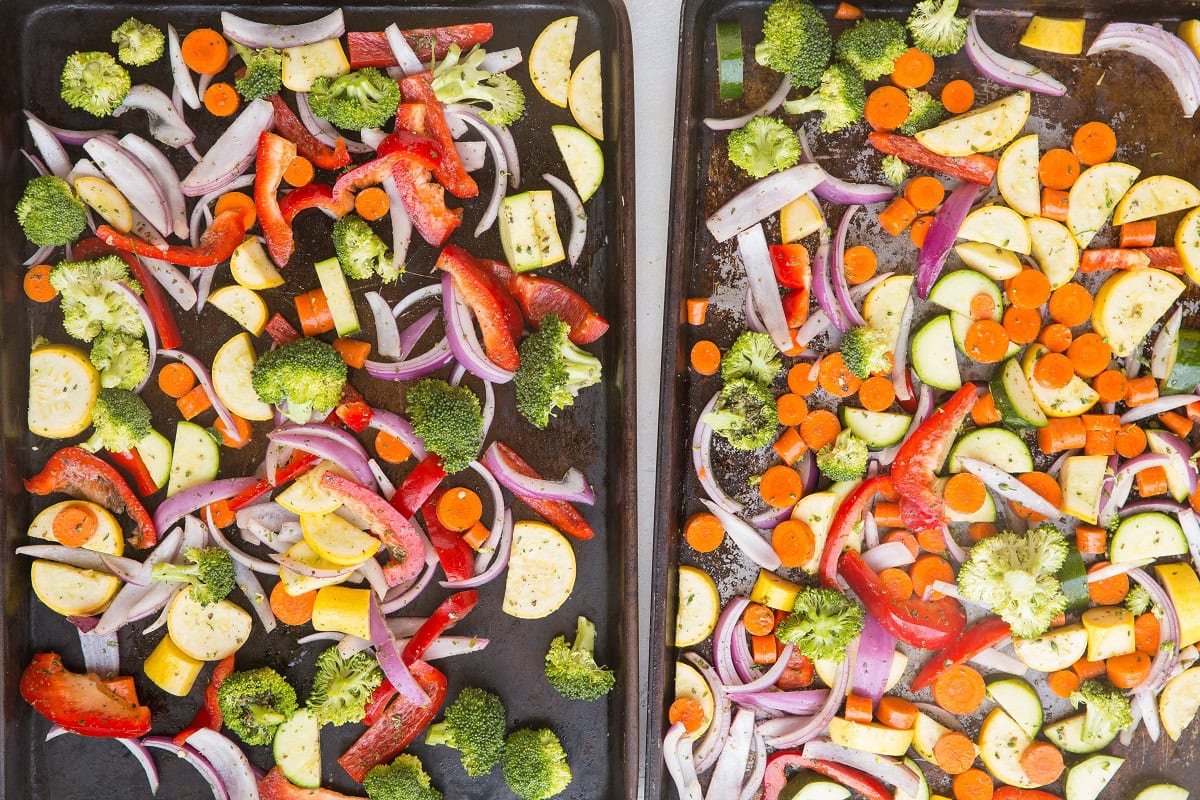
[831,205,867,327]
[708,163,825,242]
[762,656,850,749]
[967,13,1066,96]
[158,349,237,434]
[15,545,138,576]
[221,9,344,49]
[663,723,704,800]
[918,181,982,298]
[208,509,284,575]
[417,635,491,660]
[693,393,745,514]
[120,133,189,239]
[957,457,1064,520]
[25,113,72,179]
[1152,306,1183,380]
[367,409,428,460]
[167,25,201,110]
[802,739,921,797]
[1146,429,1197,496]
[798,129,895,205]
[105,280,157,392]
[1089,559,1153,584]
[455,141,487,172]
[444,107,507,236]
[369,593,430,706]
[442,273,515,383]
[441,509,512,589]
[181,99,274,196]
[116,738,160,795]
[153,476,256,535]
[744,287,767,334]
[468,461,505,573]
[270,551,360,578]
[714,597,751,687]
[143,738,229,800]
[480,47,523,74]
[751,505,793,529]
[84,136,172,237]
[731,688,830,715]
[382,174,411,274]
[94,527,184,635]
[701,500,783,570]
[1129,568,1180,693]
[811,226,848,333]
[1121,393,1200,423]
[1089,23,1200,116]
[114,85,196,148]
[494,123,521,188]
[969,644,1028,676]
[704,75,792,131]
[683,653,732,773]
[232,559,276,632]
[853,615,896,705]
[295,91,340,147]
[77,628,120,678]
[367,291,402,359]
[385,22,424,76]
[186,729,260,800]
[23,148,49,177]
[482,442,595,504]
[890,298,915,403]
[1182,510,1200,579]
[725,643,794,693]
[544,173,587,266]
[268,431,376,490]
[24,245,55,268]
[738,223,793,352]
[23,111,114,146]
[739,734,767,800]
[706,709,756,800]
[862,541,917,572]
[380,548,438,614]
[1099,453,1171,527]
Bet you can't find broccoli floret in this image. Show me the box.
[251,337,347,424]
[514,313,602,430]
[781,63,866,133]
[722,331,782,386]
[305,646,384,726]
[83,388,151,454]
[897,89,946,136]
[958,523,1070,638]
[701,378,779,451]
[332,213,395,281]
[776,587,865,663]
[16,176,88,247]
[502,728,572,800]
[842,326,892,379]
[726,116,801,179]
[907,0,968,57]
[309,68,401,130]
[431,44,525,126]
[111,18,164,66]
[881,154,909,186]
[89,330,150,390]
[425,687,506,777]
[49,255,144,342]
[363,754,442,800]
[754,0,832,89]
[544,616,615,701]
[816,429,869,482]
[405,378,484,472]
[1125,584,1151,617]
[61,51,131,117]
[1070,679,1133,744]
[835,18,909,81]
[150,546,236,606]
[232,44,283,101]
[216,667,298,746]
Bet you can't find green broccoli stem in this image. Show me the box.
[562,342,602,395]
[150,562,197,584]
[782,94,822,116]
[249,705,286,727]
[572,617,597,654]
[425,722,455,747]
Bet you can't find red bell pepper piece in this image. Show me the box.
[774,648,815,690]
[320,472,426,585]
[338,660,447,782]
[173,654,236,745]
[503,270,610,345]
[818,475,892,587]
[420,489,475,583]
[20,653,151,738]
[435,244,521,370]
[770,244,812,290]
[266,95,351,170]
[376,131,442,170]
[362,680,397,727]
[401,590,479,663]
[97,208,246,269]
[1078,248,1152,273]
[839,549,966,650]
[471,259,525,340]
[336,384,373,432]
[278,183,354,225]
[398,74,478,199]
[994,789,1061,800]
[347,24,494,68]
[763,753,892,800]
[264,313,302,346]
[492,443,595,540]
[395,102,427,136]
[256,131,298,267]
[106,448,159,498]
[1139,246,1184,273]
[330,152,404,210]
[377,133,464,247]
[227,452,318,512]
[26,447,157,548]
[892,385,977,533]
[910,616,1011,692]
[390,453,447,518]
[868,132,998,185]
[260,766,361,799]
[72,238,183,351]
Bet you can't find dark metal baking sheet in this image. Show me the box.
[648,1,1200,798]
[0,2,637,798]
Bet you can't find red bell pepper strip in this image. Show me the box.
[910,616,1011,692]
[260,766,361,799]
[471,259,525,340]
[399,74,478,199]
[839,549,966,650]
[347,24,494,67]
[763,752,892,800]
[72,237,183,351]
[336,384,373,432]
[97,208,246,269]
[227,452,318,512]
[395,102,428,136]
[330,152,404,210]
[278,183,354,225]
[377,132,464,247]
[20,653,152,738]
[264,312,302,346]
[173,654,236,745]
[390,453,447,518]
[401,590,479,663]
[501,269,610,345]
[1078,248,1152,273]
[256,131,298,267]
[362,680,397,727]
[377,131,443,170]
[868,132,998,185]
[492,443,595,540]
[266,95,351,170]
[106,448,159,498]
[994,789,1061,800]
[818,475,892,588]
[338,660,447,782]
[892,384,978,534]
[419,489,475,583]
[435,244,521,370]
[26,447,157,548]
[1139,246,1185,273]
[770,244,812,289]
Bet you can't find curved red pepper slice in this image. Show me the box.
[347,24,494,68]
[377,132,463,247]
[106,448,159,497]
[910,616,1011,692]
[868,132,998,185]
[763,753,893,800]
[377,131,442,171]
[401,590,478,663]
[173,654,236,745]
[26,447,157,548]
[278,183,353,225]
[892,385,978,533]
[390,453,447,519]
[97,208,246,269]
[504,271,610,345]
[20,653,151,738]
[256,131,298,267]
[435,244,521,371]
[72,237,182,351]
[818,475,892,588]
[839,549,966,650]
[260,766,360,799]
[398,74,478,199]
[331,153,403,210]
[266,95,351,170]
[419,488,475,583]
[338,660,446,782]
[492,443,595,540]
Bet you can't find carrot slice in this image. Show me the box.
[1039,148,1081,190]
[933,731,978,774]
[1119,220,1156,249]
[684,512,725,553]
[270,582,318,625]
[1037,417,1087,454]
[24,264,57,302]
[1002,306,1041,345]
[1047,283,1093,327]
[933,665,986,715]
[800,410,840,451]
[1040,187,1070,221]
[788,361,820,396]
[772,519,816,568]
[776,393,808,426]
[686,298,709,326]
[52,504,98,547]
[819,353,863,397]
[668,697,706,734]
[1033,352,1074,389]
[964,319,1010,363]
[843,245,878,284]
[1072,121,1117,165]
[1048,669,1081,698]
[1125,375,1159,407]
[972,392,1000,426]
[1019,742,1064,785]
[181,28,229,74]
[355,186,390,220]
[436,487,483,532]
[953,768,994,800]
[1006,269,1052,309]
[157,362,196,399]
[374,430,412,464]
[968,522,997,542]
[282,155,315,187]
[879,567,914,601]
[773,427,808,466]
[690,340,721,375]
[858,375,896,412]
[844,693,874,723]
[878,197,917,235]
[742,602,777,637]
[911,554,955,600]
[1093,369,1128,404]
[865,86,912,131]
[1088,561,1130,604]
[1067,333,1112,379]
[905,176,946,213]
[910,215,934,248]
[332,338,371,369]
[1106,651,1152,689]
[876,696,918,730]
[944,473,986,514]
[1038,323,1073,353]
[891,48,935,88]
[1137,465,1169,498]
[941,79,975,113]
[1135,612,1160,654]
[203,82,239,117]
[760,465,804,508]
[214,191,256,229]
[834,2,863,19]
